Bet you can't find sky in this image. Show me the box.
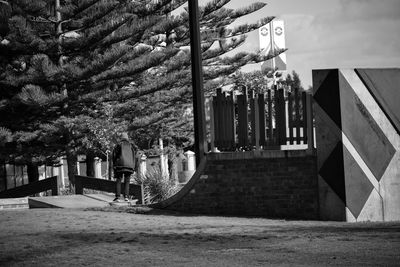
[221,0,400,88]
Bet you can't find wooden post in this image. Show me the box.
[75,175,83,194]
[258,93,266,147]
[254,95,260,150]
[215,89,222,149]
[267,90,273,146]
[294,88,301,144]
[276,89,286,145]
[250,91,260,149]
[237,87,249,149]
[221,91,227,148]
[274,87,280,145]
[51,176,58,196]
[188,0,207,165]
[302,91,308,144]
[250,91,256,147]
[209,98,216,152]
[228,93,236,150]
[288,92,293,144]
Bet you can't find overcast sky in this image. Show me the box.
[221,0,400,88]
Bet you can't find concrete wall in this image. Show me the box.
[313,68,400,222]
[164,150,319,220]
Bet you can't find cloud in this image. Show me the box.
[221,0,400,87]
[339,0,400,21]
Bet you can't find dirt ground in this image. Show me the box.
[0,208,399,266]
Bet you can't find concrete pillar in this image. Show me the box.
[313,68,400,222]
[38,165,46,180]
[94,157,102,178]
[76,161,80,176]
[138,154,147,180]
[159,139,169,178]
[59,157,66,188]
[185,150,196,171]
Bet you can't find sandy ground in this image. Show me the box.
[0,208,399,266]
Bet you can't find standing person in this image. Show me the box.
[112,132,137,202]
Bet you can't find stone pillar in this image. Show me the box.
[179,151,196,184]
[94,157,102,178]
[313,68,400,222]
[59,157,66,188]
[185,150,196,171]
[138,154,147,180]
[159,139,169,178]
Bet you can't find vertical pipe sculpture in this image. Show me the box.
[188,0,207,165]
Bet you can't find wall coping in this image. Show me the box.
[207,149,316,161]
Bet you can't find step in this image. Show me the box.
[109,199,138,207]
[0,197,29,210]
[28,195,112,209]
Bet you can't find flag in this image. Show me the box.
[259,20,287,72]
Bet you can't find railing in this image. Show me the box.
[75,175,144,204]
[0,176,58,198]
[209,87,314,152]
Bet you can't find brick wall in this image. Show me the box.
[166,150,319,220]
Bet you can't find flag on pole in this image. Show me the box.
[259,20,287,72]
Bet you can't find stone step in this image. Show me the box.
[0,197,29,210]
[109,199,138,207]
[29,195,111,209]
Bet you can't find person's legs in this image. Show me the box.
[114,173,122,201]
[123,173,130,200]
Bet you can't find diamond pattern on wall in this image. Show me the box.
[314,69,342,129]
[319,142,346,203]
[314,68,400,222]
[356,68,400,135]
[343,146,374,218]
[339,72,396,181]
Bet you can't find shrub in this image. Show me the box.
[136,167,178,204]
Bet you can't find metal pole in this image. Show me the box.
[188,0,207,166]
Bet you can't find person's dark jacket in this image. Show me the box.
[112,140,136,172]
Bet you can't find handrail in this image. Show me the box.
[150,156,207,209]
[75,175,143,204]
[0,176,58,198]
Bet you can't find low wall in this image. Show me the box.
[162,150,319,220]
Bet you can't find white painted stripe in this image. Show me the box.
[340,69,400,150]
[346,207,357,222]
[342,132,380,191]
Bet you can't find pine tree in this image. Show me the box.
[108,0,284,152]
[0,0,283,187]
[283,70,304,91]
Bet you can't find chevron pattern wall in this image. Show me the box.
[313,68,400,222]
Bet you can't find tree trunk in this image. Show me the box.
[27,163,39,184]
[66,150,77,189]
[86,151,95,177]
[169,156,178,186]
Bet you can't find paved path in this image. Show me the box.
[28,194,115,209]
[0,208,399,266]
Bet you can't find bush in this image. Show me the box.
[136,167,178,204]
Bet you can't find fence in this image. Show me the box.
[0,176,58,198]
[209,87,313,151]
[75,175,143,204]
